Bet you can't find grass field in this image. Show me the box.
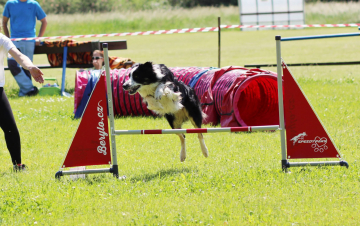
[1,4,360,225]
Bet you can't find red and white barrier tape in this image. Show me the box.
[10,23,360,41]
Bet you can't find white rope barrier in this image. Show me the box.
[10,23,360,41]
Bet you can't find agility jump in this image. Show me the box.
[275,32,355,170]
[56,36,349,178]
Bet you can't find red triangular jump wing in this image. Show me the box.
[62,74,111,168]
[283,62,340,159]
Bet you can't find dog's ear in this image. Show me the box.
[143,61,153,68]
[138,61,154,73]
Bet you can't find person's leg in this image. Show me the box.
[7,41,36,96]
[0,87,21,165]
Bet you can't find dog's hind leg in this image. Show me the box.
[197,133,208,158]
[177,134,186,162]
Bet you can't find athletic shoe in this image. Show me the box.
[13,164,27,172]
[25,86,39,97]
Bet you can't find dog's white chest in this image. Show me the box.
[144,83,183,115]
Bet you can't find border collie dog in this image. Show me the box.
[123,62,208,162]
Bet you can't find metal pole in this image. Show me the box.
[287,0,290,26]
[302,0,305,25]
[102,43,119,178]
[281,32,360,41]
[256,0,259,29]
[275,36,288,170]
[218,17,221,68]
[289,161,349,168]
[271,0,274,27]
[238,0,242,30]
[61,46,67,96]
[114,125,279,135]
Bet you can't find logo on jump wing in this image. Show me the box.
[96,100,108,155]
[311,136,328,153]
[290,132,328,153]
[290,132,307,145]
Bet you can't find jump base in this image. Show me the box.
[55,166,119,179]
[282,160,349,170]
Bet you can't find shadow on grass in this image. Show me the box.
[129,166,198,182]
[62,167,198,185]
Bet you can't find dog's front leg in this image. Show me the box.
[177,134,186,162]
[155,84,165,100]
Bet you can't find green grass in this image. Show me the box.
[1,12,360,226]
[0,92,359,225]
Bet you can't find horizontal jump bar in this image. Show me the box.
[114,125,279,135]
[281,32,360,41]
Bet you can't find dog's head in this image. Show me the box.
[123,61,164,95]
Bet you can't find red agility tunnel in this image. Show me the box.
[171,67,209,85]
[230,74,279,127]
[195,67,280,127]
[74,66,280,127]
[75,69,156,117]
[218,69,279,127]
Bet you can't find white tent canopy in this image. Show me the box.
[238,0,304,29]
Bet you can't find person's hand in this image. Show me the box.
[35,40,42,46]
[28,66,44,84]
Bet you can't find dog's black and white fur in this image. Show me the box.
[123,62,208,162]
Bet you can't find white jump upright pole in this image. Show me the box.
[103,43,119,178]
[275,36,288,171]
